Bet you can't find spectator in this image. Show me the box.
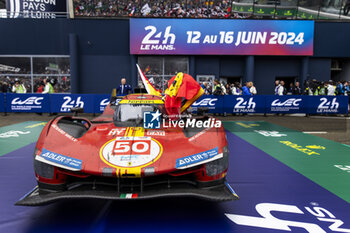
[242,82,252,96]
[249,82,257,95]
[274,80,280,95]
[292,81,302,95]
[225,83,232,95]
[42,78,55,94]
[117,77,133,95]
[336,81,345,95]
[318,82,327,95]
[232,82,241,95]
[36,81,44,93]
[275,80,285,95]
[213,79,223,95]
[12,78,27,93]
[326,81,336,96]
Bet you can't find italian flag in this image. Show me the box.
[120,193,138,199]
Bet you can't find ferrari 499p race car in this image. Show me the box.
[16,73,238,206]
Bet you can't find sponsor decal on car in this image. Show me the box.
[226,202,350,233]
[108,128,126,136]
[37,148,82,171]
[119,99,164,104]
[146,129,165,136]
[279,141,325,156]
[52,124,78,142]
[100,136,163,174]
[120,193,138,199]
[175,147,222,169]
[0,130,30,138]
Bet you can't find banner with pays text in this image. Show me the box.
[130,19,314,55]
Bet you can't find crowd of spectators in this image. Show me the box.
[0,76,71,93]
[74,0,244,18]
[275,79,350,96]
[200,80,257,95]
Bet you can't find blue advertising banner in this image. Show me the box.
[265,95,307,113]
[94,94,111,113]
[0,93,4,112]
[0,94,348,114]
[5,93,50,112]
[191,95,224,113]
[307,96,349,114]
[50,94,94,113]
[130,19,314,56]
[224,95,265,113]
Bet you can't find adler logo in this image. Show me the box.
[272,98,302,107]
[140,26,176,51]
[12,97,43,105]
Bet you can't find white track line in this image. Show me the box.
[303,131,328,134]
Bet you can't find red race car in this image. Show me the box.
[16,94,238,205]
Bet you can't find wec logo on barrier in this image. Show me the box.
[60,96,84,112]
[226,202,350,233]
[192,98,217,107]
[99,98,109,112]
[272,98,302,107]
[234,97,256,112]
[317,98,339,113]
[11,96,44,111]
[140,26,176,51]
[11,97,43,105]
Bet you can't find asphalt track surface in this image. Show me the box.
[1,121,350,232]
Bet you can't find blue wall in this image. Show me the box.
[0,19,349,94]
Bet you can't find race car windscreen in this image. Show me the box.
[113,104,164,126]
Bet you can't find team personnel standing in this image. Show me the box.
[326,81,336,96]
[117,78,133,95]
[292,81,302,95]
[249,82,257,95]
[242,82,252,95]
[42,78,55,94]
[12,79,27,93]
[275,80,285,95]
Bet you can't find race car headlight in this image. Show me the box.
[205,146,229,177]
[33,148,54,179]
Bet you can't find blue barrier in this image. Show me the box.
[0,94,348,114]
[0,93,4,112]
